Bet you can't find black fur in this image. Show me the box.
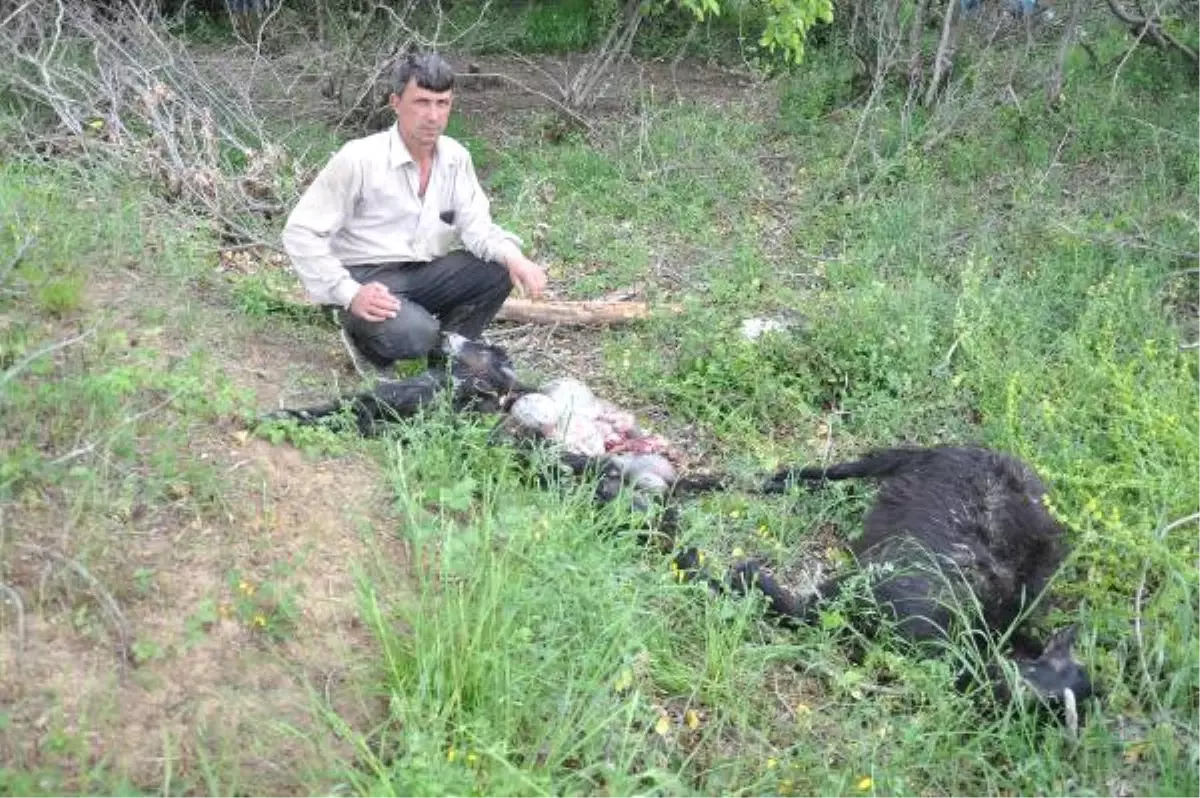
[261,333,531,436]
[737,445,1091,711]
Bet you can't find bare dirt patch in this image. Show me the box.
[0,265,406,792]
[1,431,399,793]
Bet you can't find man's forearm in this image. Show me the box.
[281,225,360,308]
[492,240,526,270]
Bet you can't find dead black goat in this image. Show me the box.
[733,445,1093,724]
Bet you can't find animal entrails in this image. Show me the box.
[733,445,1092,715]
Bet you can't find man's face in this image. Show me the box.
[391,78,453,151]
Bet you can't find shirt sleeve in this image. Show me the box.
[281,145,363,308]
[451,152,523,266]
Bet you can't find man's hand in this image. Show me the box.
[349,281,401,322]
[506,255,547,299]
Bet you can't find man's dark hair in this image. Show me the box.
[389,52,455,97]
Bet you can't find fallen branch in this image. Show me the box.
[1046,0,1086,107]
[1104,0,1199,66]
[458,68,597,137]
[1157,512,1200,540]
[18,542,132,670]
[924,0,959,108]
[496,298,680,326]
[0,327,95,390]
[49,388,183,467]
[0,581,26,657]
[0,233,34,285]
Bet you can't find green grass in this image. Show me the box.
[334,27,1197,796]
[2,13,1198,796]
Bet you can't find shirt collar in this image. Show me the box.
[388,124,414,170]
[388,124,440,170]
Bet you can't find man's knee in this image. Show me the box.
[437,251,512,299]
[480,259,514,297]
[352,304,441,363]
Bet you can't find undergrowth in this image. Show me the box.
[1,7,1196,796]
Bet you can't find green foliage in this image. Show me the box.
[518,0,612,53]
[673,0,835,64]
[3,10,1199,795]
[754,0,835,63]
[776,44,859,135]
[253,414,356,457]
[615,311,818,438]
[226,564,302,642]
[229,269,331,326]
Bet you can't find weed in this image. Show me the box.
[1,12,1197,796]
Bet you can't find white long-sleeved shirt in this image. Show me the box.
[281,125,522,308]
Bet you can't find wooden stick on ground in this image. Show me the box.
[496,298,679,326]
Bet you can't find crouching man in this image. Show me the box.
[282,51,546,378]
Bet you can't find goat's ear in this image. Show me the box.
[1041,624,1079,664]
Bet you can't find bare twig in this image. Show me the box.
[0,0,34,30]
[1104,0,1199,64]
[1126,114,1199,141]
[1131,562,1163,717]
[1035,126,1074,191]
[1112,22,1151,95]
[1157,511,1200,540]
[1051,221,1200,261]
[567,0,649,110]
[458,70,597,137]
[1133,513,1200,716]
[0,581,26,656]
[18,543,133,669]
[0,327,95,390]
[0,234,35,284]
[49,388,184,466]
[1046,0,1085,106]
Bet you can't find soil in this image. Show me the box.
[0,269,405,792]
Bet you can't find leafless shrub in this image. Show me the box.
[0,0,301,245]
[1103,0,1198,67]
[829,0,1124,173]
[0,0,492,247]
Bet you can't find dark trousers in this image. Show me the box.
[344,252,513,365]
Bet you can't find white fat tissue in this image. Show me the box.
[558,414,607,457]
[541,377,600,419]
[510,392,561,436]
[511,377,677,464]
